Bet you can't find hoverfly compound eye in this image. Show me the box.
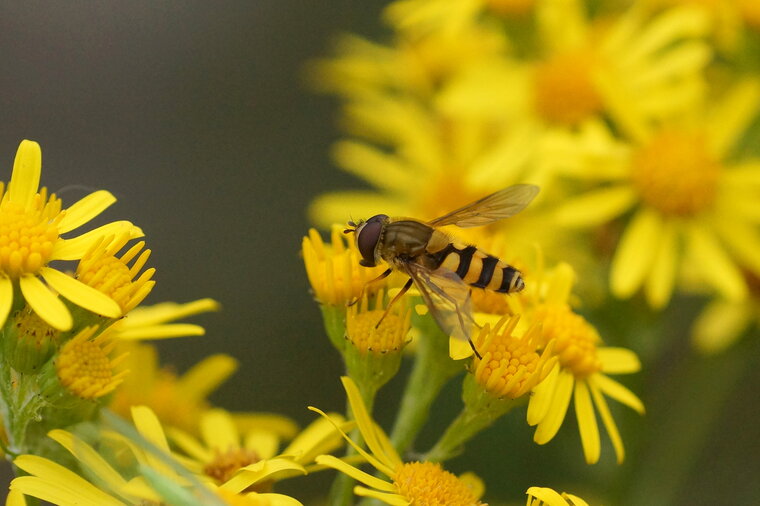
[356,214,387,267]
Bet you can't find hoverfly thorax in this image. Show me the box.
[351,214,389,267]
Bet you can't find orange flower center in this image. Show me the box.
[533,50,603,126]
[393,462,483,506]
[534,304,602,378]
[204,447,261,484]
[631,130,720,216]
[0,194,61,277]
[485,0,535,16]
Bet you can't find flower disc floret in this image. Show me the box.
[204,447,261,484]
[0,191,61,277]
[631,130,719,216]
[346,290,411,354]
[393,461,484,506]
[56,326,128,399]
[533,50,603,126]
[534,304,602,379]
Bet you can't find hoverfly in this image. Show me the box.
[344,184,539,358]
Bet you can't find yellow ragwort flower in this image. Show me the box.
[519,263,644,464]
[303,226,388,306]
[52,325,129,400]
[556,81,760,308]
[0,140,141,330]
[312,377,486,506]
[346,289,411,355]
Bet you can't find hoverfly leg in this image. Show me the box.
[468,339,483,360]
[375,277,413,329]
[348,268,393,307]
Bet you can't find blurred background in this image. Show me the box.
[1,2,758,505]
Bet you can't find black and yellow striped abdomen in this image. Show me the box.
[427,238,524,293]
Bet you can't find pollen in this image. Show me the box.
[0,188,62,277]
[303,226,387,306]
[393,461,484,506]
[472,315,556,399]
[346,290,411,354]
[631,129,720,216]
[55,326,129,399]
[204,447,261,484]
[534,304,602,378]
[77,235,155,314]
[533,50,603,126]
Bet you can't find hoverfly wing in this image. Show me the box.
[427,183,539,228]
[404,261,477,342]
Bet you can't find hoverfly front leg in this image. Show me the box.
[374,277,413,329]
[348,268,393,307]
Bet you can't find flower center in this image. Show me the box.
[631,129,720,216]
[533,50,603,126]
[534,304,602,378]
[77,238,155,313]
[740,0,760,29]
[393,462,484,506]
[204,447,260,484]
[346,308,410,354]
[0,194,61,277]
[472,316,553,398]
[56,327,128,399]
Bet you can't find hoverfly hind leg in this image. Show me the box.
[468,338,483,360]
[375,277,413,329]
[348,268,393,307]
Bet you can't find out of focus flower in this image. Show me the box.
[526,486,590,506]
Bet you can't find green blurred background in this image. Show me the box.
[1,2,758,505]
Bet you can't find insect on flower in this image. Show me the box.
[345,184,539,358]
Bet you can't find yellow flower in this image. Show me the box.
[161,406,345,489]
[311,377,486,505]
[692,292,760,354]
[303,226,389,307]
[0,140,141,330]
[520,263,645,464]
[556,81,760,308]
[108,343,238,434]
[526,486,590,506]
[112,297,220,341]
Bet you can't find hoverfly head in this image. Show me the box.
[353,214,388,267]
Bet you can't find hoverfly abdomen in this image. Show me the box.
[429,239,524,294]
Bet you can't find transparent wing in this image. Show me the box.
[428,184,540,228]
[403,261,477,342]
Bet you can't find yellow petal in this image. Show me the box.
[51,221,144,260]
[449,337,473,360]
[645,219,678,308]
[201,408,240,452]
[589,377,625,464]
[130,406,176,478]
[534,370,574,444]
[177,354,238,401]
[19,275,71,330]
[58,190,117,233]
[457,472,485,500]
[5,489,27,506]
[555,186,636,227]
[707,80,760,158]
[563,492,590,506]
[574,380,601,464]
[686,224,747,301]
[248,493,305,506]
[354,486,410,506]
[597,347,641,374]
[12,455,123,506]
[314,455,396,493]
[0,276,13,329]
[340,376,402,470]
[333,140,414,192]
[122,298,220,327]
[244,430,280,460]
[716,219,760,277]
[40,267,121,318]
[165,427,212,462]
[692,299,753,355]
[527,364,559,426]
[281,414,346,465]
[610,208,662,299]
[115,323,206,340]
[8,140,41,210]
[593,374,645,414]
[47,430,129,493]
[526,486,567,506]
[222,458,306,492]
